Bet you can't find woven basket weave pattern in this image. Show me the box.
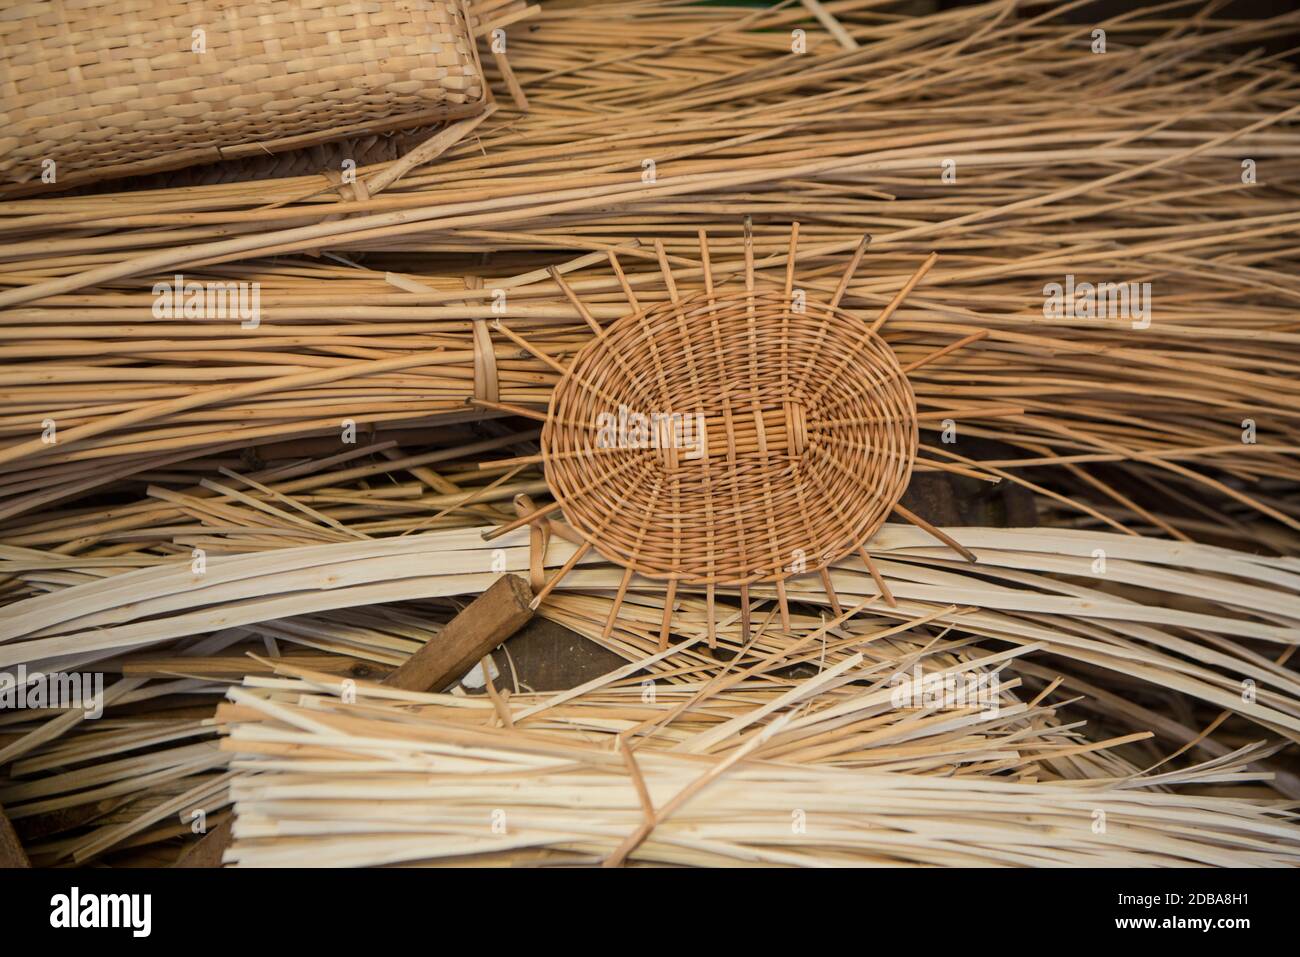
[544,288,919,587]
[0,0,485,186]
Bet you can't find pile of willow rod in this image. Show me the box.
[1,0,1298,868]
[214,668,1300,867]
[4,519,1298,862]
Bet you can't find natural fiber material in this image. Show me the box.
[5,0,1298,542]
[6,518,1300,862]
[0,0,486,190]
[216,669,1300,868]
[544,285,917,586]
[2,0,1299,869]
[489,230,971,639]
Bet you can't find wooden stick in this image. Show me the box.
[491,50,531,112]
[801,0,859,51]
[892,503,979,563]
[859,548,897,607]
[382,574,534,692]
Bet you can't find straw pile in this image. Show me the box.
[4,521,1299,863]
[2,0,1300,535]
[217,666,1300,867]
[1,0,1298,867]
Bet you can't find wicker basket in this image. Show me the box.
[0,0,486,191]
[542,286,919,589]
[471,229,963,640]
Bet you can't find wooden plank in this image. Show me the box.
[382,574,534,692]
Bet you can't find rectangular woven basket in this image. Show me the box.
[0,0,487,191]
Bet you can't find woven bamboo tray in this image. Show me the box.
[0,0,486,192]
